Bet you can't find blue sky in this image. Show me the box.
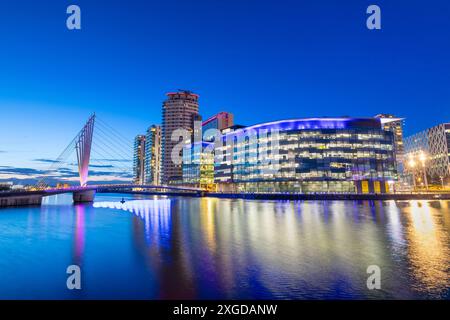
[1,0,449,184]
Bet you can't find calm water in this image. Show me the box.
[0,193,449,300]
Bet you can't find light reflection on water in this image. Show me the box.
[405,201,450,297]
[0,194,449,299]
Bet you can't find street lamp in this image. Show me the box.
[418,151,428,191]
[407,156,417,191]
[440,175,445,189]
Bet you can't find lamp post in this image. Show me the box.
[419,151,428,192]
[440,175,444,189]
[408,156,417,192]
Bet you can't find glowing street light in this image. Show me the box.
[419,151,427,164]
[407,155,417,191]
[418,151,428,191]
[407,151,429,192]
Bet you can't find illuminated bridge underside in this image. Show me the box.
[95,184,203,193]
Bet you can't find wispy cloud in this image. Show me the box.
[0,150,6,153]
[90,164,115,168]
[0,165,132,185]
[88,170,133,178]
[0,167,48,175]
[33,158,59,163]
[92,158,132,163]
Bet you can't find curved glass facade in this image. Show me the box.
[214,118,396,193]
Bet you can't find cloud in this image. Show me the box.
[0,164,132,186]
[57,170,80,178]
[92,158,132,163]
[0,177,37,185]
[0,167,48,175]
[0,166,79,180]
[88,170,133,178]
[0,176,132,186]
[89,164,115,168]
[33,158,59,163]
[0,150,6,153]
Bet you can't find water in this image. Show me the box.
[0,193,449,300]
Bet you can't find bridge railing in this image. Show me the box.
[93,184,204,192]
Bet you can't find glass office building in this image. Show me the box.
[404,123,450,185]
[214,118,396,193]
[182,142,215,190]
[144,125,162,185]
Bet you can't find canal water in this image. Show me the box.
[0,193,449,300]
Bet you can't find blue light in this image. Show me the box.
[221,118,381,138]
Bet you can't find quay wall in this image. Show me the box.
[0,194,43,208]
[204,192,450,201]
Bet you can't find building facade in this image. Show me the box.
[202,112,234,141]
[182,142,215,190]
[213,118,396,193]
[133,135,146,185]
[161,90,200,185]
[375,114,405,175]
[144,125,162,185]
[404,123,450,184]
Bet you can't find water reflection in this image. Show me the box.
[1,195,449,299]
[405,201,450,298]
[73,205,85,266]
[96,197,450,299]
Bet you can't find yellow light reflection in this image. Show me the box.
[199,198,217,252]
[406,201,450,296]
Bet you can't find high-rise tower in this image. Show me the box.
[133,135,146,185]
[161,90,200,184]
[144,125,162,185]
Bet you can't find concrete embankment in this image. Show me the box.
[97,190,450,201]
[2,190,449,208]
[0,193,43,207]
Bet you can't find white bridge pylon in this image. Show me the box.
[75,114,95,187]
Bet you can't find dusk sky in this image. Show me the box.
[1,0,449,184]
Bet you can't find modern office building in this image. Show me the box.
[182,142,215,190]
[181,112,234,189]
[202,112,234,140]
[213,117,396,193]
[133,135,146,185]
[375,114,405,175]
[144,125,162,185]
[161,90,200,185]
[404,123,450,184]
